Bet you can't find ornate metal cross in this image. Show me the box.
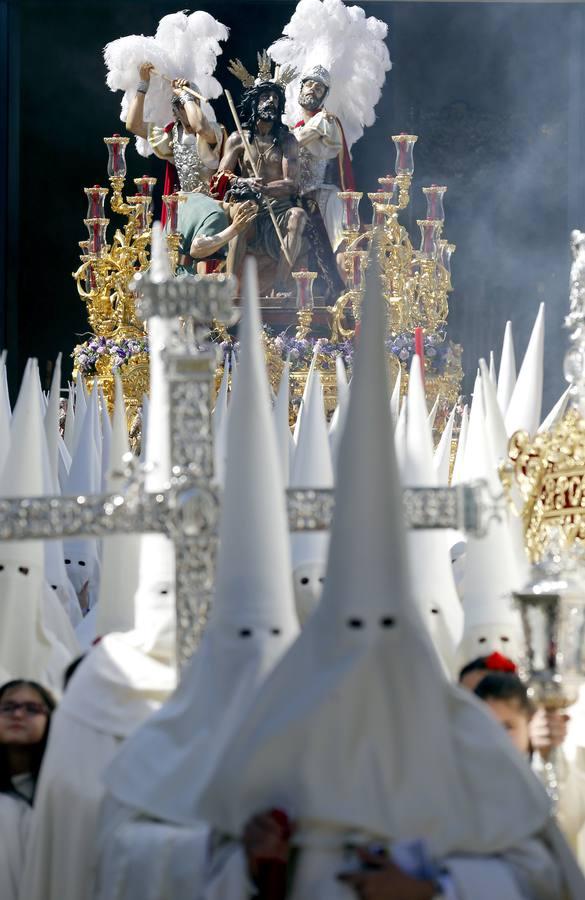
[0,272,503,667]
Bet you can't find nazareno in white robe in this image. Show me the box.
[17,634,175,900]
[94,796,211,900]
[0,793,31,900]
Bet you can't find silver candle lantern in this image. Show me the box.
[513,544,585,802]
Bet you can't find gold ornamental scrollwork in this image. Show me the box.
[502,408,585,561]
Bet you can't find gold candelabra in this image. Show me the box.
[71,135,163,412]
[330,136,457,349]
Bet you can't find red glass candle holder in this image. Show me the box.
[345,250,369,292]
[84,185,108,220]
[378,176,400,205]
[438,240,455,276]
[392,134,417,176]
[104,135,130,178]
[84,259,99,294]
[84,218,109,256]
[162,194,182,233]
[134,176,157,198]
[338,191,363,238]
[368,190,394,228]
[422,185,447,223]
[417,219,441,260]
[128,196,151,232]
[292,269,317,310]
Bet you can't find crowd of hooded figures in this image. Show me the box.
[4,3,585,899]
[1,250,585,900]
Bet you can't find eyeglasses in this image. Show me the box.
[0,701,49,717]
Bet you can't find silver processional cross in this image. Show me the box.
[0,272,504,668]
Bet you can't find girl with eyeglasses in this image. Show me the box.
[0,679,56,900]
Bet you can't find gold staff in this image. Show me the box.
[150,69,207,104]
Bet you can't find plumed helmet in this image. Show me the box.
[301,64,331,90]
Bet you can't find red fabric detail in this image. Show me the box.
[203,259,222,274]
[161,164,179,227]
[160,122,179,226]
[270,809,292,840]
[485,652,517,673]
[210,171,231,201]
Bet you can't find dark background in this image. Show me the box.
[1,0,584,412]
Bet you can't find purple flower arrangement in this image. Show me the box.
[216,327,454,377]
[72,335,149,375]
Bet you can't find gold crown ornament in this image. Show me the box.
[227,50,297,89]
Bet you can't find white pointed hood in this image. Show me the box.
[63,382,76,458]
[122,224,177,664]
[70,372,88,457]
[404,356,463,674]
[328,355,350,470]
[0,363,73,686]
[479,358,508,467]
[497,320,516,415]
[139,392,149,464]
[393,397,407,478]
[104,258,299,827]
[0,352,11,475]
[63,380,102,601]
[505,304,544,437]
[213,357,230,486]
[293,349,317,443]
[488,350,496,385]
[197,250,551,859]
[96,372,139,638]
[433,404,455,485]
[427,392,440,431]
[290,368,333,625]
[389,362,401,426]
[458,403,524,668]
[450,404,468,486]
[44,354,62,494]
[291,369,333,488]
[274,358,292,486]
[461,371,489,485]
[99,384,113,489]
[538,387,571,434]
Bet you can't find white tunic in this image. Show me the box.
[94,798,210,900]
[18,634,175,900]
[0,793,30,900]
[295,109,345,251]
[202,829,571,900]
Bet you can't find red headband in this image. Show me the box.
[485,651,517,673]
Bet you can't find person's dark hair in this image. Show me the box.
[239,81,288,142]
[459,651,517,683]
[458,656,489,682]
[0,680,56,800]
[474,673,534,718]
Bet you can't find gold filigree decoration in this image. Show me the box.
[502,407,585,561]
[228,51,297,90]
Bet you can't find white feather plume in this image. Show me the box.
[104,10,229,154]
[268,0,391,150]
